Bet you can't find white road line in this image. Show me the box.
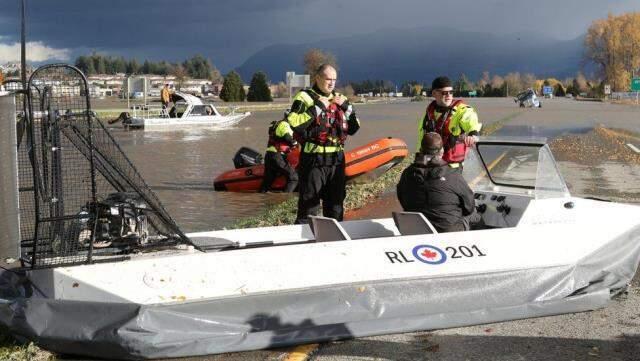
[627,143,640,154]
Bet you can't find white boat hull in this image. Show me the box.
[5,197,639,359]
[129,112,250,129]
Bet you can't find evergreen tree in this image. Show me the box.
[127,59,140,75]
[247,71,272,102]
[75,56,95,75]
[220,71,246,102]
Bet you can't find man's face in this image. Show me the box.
[316,67,337,94]
[433,87,454,107]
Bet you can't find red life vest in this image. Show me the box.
[267,120,292,153]
[422,100,468,163]
[307,102,349,147]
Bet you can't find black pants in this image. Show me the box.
[259,151,298,193]
[295,152,346,224]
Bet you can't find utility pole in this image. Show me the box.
[21,0,27,88]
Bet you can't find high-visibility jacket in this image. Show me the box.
[161,87,171,103]
[287,87,360,154]
[266,119,296,153]
[417,100,481,163]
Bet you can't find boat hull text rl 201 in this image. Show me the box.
[213,137,409,191]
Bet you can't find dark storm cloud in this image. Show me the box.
[1,0,639,70]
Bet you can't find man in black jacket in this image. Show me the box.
[397,132,476,233]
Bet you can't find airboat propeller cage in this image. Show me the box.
[0,94,20,264]
[0,64,197,269]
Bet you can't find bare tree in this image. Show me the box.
[303,48,338,77]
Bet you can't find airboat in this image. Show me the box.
[121,90,250,130]
[0,65,639,360]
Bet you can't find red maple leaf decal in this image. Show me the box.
[421,249,437,259]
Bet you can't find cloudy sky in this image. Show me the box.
[0,0,638,71]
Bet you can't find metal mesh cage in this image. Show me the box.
[20,64,195,268]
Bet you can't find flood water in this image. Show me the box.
[107,98,640,232]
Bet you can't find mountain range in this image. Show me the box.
[235,26,585,84]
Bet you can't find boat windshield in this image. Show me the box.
[463,140,570,199]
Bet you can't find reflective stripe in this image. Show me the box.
[303,142,343,153]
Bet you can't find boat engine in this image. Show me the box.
[76,192,150,248]
[233,147,263,168]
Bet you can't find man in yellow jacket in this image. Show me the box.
[286,64,360,224]
[160,83,171,113]
[418,76,481,170]
[259,117,298,193]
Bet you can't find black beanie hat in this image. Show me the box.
[431,76,452,90]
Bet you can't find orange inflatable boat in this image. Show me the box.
[214,137,409,192]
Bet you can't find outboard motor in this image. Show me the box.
[233,147,263,169]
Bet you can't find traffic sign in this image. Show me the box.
[631,78,640,91]
[604,84,611,95]
[542,86,553,95]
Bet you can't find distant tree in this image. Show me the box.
[273,81,288,98]
[220,71,246,102]
[75,56,95,75]
[504,72,523,96]
[303,48,338,76]
[490,75,504,96]
[413,84,424,97]
[454,73,472,95]
[247,71,272,102]
[585,12,640,91]
[127,59,140,75]
[183,55,213,79]
[171,64,187,89]
[210,67,223,83]
[554,83,566,97]
[94,55,106,75]
[0,71,4,84]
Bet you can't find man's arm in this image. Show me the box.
[286,91,315,136]
[454,174,476,216]
[334,94,360,135]
[275,121,297,146]
[454,105,481,146]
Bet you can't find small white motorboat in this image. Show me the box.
[3,136,638,360]
[123,91,251,130]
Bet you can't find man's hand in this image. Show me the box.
[332,94,347,107]
[464,135,479,147]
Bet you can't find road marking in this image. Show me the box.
[470,151,507,187]
[627,143,640,154]
[284,343,319,361]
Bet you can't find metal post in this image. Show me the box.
[20,0,27,88]
[0,94,21,266]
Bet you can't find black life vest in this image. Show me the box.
[422,99,467,163]
[267,119,292,153]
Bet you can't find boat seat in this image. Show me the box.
[392,211,438,235]
[309,216,351,242]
